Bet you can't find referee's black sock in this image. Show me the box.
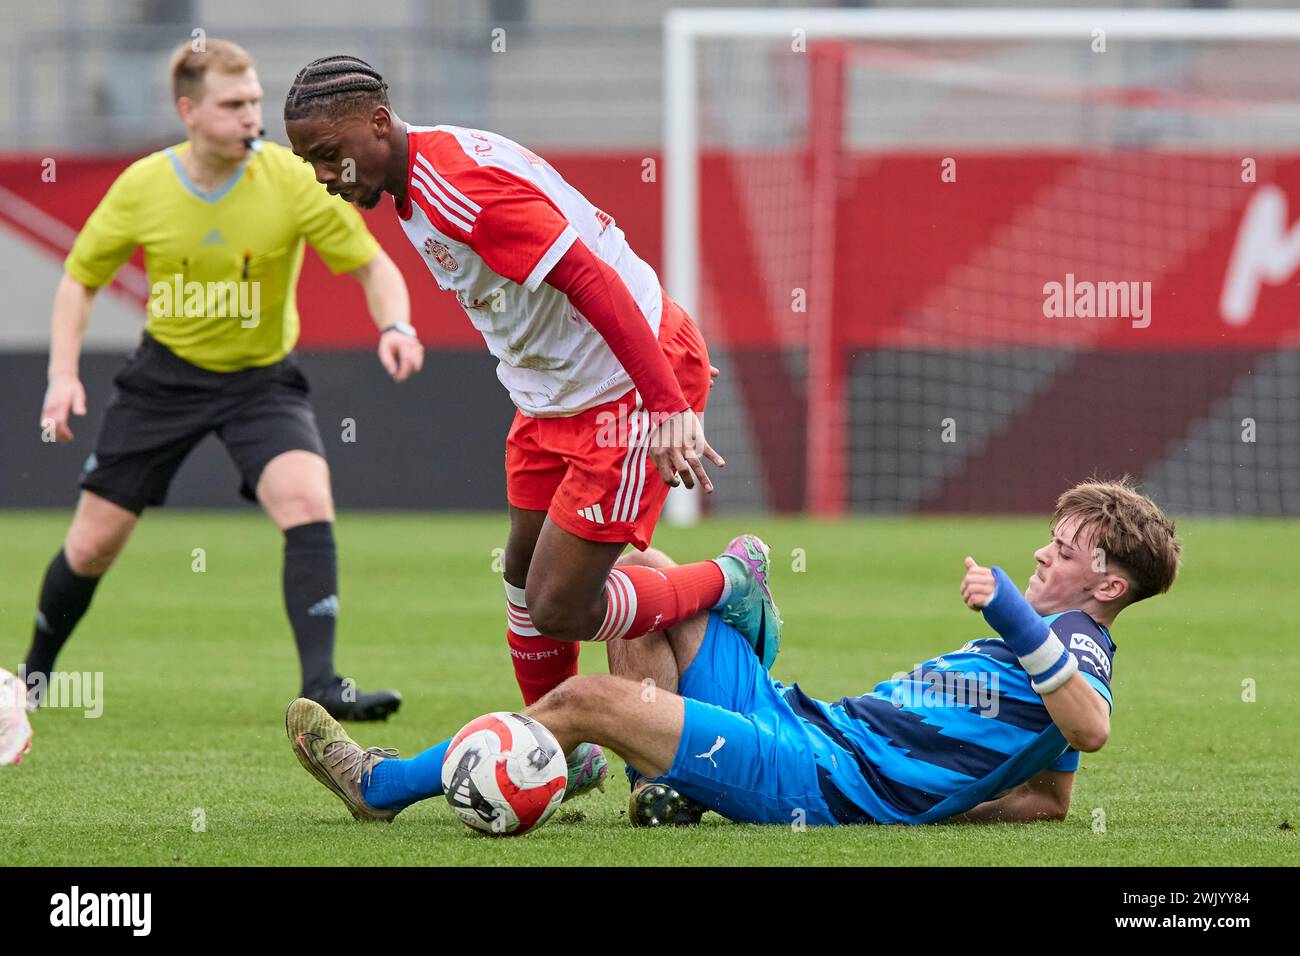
[283,521,339,696]
[23,549,102,701]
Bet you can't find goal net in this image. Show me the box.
[664,9,1300,518]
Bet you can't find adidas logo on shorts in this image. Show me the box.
[577,503,606,524]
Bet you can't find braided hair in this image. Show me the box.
[284,55,389,122]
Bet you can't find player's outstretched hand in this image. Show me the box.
[960,556,997,610]
[40,374,86,443]
[649,409,725,493]
[378,331,425,383]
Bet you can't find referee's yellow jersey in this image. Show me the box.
[65,140,379,372]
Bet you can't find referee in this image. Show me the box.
[22,39,422,721]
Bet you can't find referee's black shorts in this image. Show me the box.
[79,333,327,514]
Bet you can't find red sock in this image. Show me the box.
[592,561,724,642]
[505,582,579,705]
[507,629,579,705]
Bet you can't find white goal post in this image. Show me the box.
[661,7,1300,522]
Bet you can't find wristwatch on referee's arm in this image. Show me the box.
[380,321,417,338]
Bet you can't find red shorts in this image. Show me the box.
[505,294,712,550]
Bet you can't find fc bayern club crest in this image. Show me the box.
[424,237,459,272]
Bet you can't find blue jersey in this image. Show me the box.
[780,610,1116,824]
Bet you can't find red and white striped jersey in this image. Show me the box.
[395,124,663,416]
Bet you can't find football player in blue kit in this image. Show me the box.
[286,477,1179,827]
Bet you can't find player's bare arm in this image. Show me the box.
[961,554,1111,752]
[648,408,724,493]
[40,274,96,443]
[951,770,1075,824]
[654,364,725,492]
[1039,672,1110,752]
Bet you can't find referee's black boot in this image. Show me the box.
[306,676,402,722]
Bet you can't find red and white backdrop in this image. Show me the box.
[3,147,1299,513]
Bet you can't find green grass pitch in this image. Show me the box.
[1,511,1295,866]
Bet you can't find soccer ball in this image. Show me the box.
[0,668,33,766]
[441,712,567,836]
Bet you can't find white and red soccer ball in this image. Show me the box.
[0,667,33,766]
[442,712,566,836]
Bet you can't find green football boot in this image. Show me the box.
[713,534,782,669]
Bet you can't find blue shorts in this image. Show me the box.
[662,613,841,826]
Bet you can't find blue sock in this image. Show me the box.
[363,737,451,811]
